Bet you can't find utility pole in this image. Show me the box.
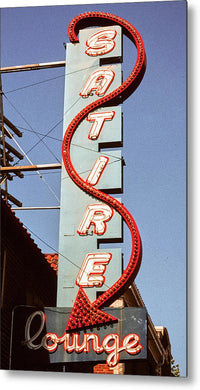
[0,74,8,199]
[0,60,65,74]
[0,74,24,207]
[0,60,65,208]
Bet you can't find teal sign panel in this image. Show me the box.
[57,26,123,307]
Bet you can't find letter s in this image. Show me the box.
[85,29,117,56]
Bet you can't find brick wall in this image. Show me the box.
[94,364,114,374]
[93,363,124,375]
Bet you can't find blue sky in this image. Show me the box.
[1,0,187,379]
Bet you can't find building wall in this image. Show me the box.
[93,363,124,375]
[1,199,57,369]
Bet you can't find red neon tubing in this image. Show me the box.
[62,12,146,311]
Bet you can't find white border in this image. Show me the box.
[0,0,185,8]
[1,0,199,388]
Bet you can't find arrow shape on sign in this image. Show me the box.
[66,287,118,333]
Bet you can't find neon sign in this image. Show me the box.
[86,156,109,186]
[77,203,113,235]
[9,13,147,371]
[10,306,147,369]
[10,12,147,370]
[87,111,115,140]
[85,29,117,56]
[23,310,143,368]
[80,69,115,97]
[61,12,146,333]
[76,252,112,287]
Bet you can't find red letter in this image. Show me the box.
[76,253,112,287]
[86,156,109,186]
[77,203,113,235]
[80,69,115,97]
[85,29,117,56]
[87,111,115,140]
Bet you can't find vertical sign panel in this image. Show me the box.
[57,26,123,307]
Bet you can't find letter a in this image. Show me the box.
[80,69,115,97]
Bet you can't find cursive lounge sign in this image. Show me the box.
[10,306,147,370]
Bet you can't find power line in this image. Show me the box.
[71,143,123,161]
[16,126,124,162]
[15,125,62,142]
[40,175,60,203]
[23,222,113,291]
[4,72,65,94]
[3,94,123,163]
[22,158,122,180]
[25,118,63,156]
[4,126,60,204]
[3,64,98,94]
[24,222,79,269]
[3,93,61,164]
[62,158,123,182]
[24,95,82,156]
[24,171,61,177]
[2,76,122,205]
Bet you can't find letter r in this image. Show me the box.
[77,203,113,235]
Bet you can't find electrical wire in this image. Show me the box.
[2,94,122,204]
[2,63,123,160]
[23,158,122,179]
[3,93,61,164]
[4,125,40,169]
[16,125,124,162]
[22,222,114,292]
[71,143,123,161]
[4,72,65,94]
[3,95,123,163]
[15,125,62,142]
[25,95,82,156]
[2,72,124,213]
[24,171,60,177]
[4,125,60,203]
[4,64,98,94]
[39,175,60,204]
[62,158,123,182]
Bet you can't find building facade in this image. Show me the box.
[1,198,57,369]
